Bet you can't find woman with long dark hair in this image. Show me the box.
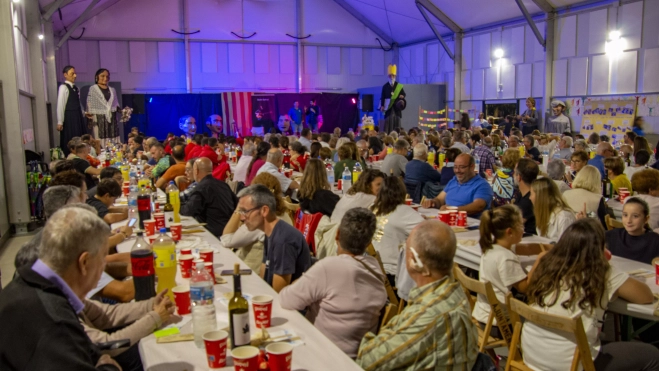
[298,159,340,216]
[86,68,120,146]
[245,141,271,186]
[331,169,384,224]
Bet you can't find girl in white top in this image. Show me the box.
[472,205,542,326]
[330,169,385,224]
[521,218,657,371]
[531,177,576,241]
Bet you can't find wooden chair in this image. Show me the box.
[505,293,595,371]
[282,196,300,224]
[514,243,552,256]
[605,214,623,230]
[365,244,400,331]
[453,264,513,355]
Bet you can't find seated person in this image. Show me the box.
[405,143,443,198]
[357,220,478,370]
[145,142,170,180]
[156,145,187,190]
[331,169,384,224]
[606,197,659,264]
[630,168,659,230]
[421,154,493,217]
[523,135,541,162]
[236,185,311,292]
[87,179,128,225]
[87,167,124,200]
[72,141,101,190]
[289,141,308,172]
[625,149,651,179]
[492,149,521,207]
[334,145,357,182]
[298,159,340,217]
[256,149,300,194]
[440,148,461,186]
[380,139,409,177]
[0,208,123,370]
[280,208,387,358]
[605,156,632,194]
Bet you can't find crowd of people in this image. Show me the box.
[2,110,659,371]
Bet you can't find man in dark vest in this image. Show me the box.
[380,64,407,133]
[57,66,91,156]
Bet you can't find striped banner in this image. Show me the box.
[221,92,253,137]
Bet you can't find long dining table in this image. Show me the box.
[112,194,362,371]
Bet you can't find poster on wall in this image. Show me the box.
[251,94,276,135]
[580,99,636,144]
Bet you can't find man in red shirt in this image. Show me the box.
[184,134,203,161]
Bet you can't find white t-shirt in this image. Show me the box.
[537,208,576,242]
[371,205,424,275]
[624,165,645,180]
[256,162,292,192]
[521,266,629,371]
[330,192,376,224]
[472,244,527,324]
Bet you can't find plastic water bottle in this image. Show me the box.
[190,262,217,348]
[342,167,352,194]
[352,162,362,184]
[326,161,335,185]
[128,174,139,221]
[474,154,481,175]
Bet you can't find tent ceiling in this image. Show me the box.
[40,0,601,46]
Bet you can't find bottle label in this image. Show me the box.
[231,311,251,346]
[131,256,154,277]
[153,247,176,268]
[137,197,151,211]
[190,285,214,303]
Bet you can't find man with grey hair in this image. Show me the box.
[588,141,614,178]
[181,157,237,236]
[404,144,442,198]
[381,139,409,177]
[234,141,255,183]
[574,139,588,153]
[237,184,310,292]
[356,139,369,163]
[144,137,159,164]
[547,159,571,193]
[43,185,82,219]
[0,208,122,371]
[358,220,478,370]
[553,136,573,161]
[508,135,521,148]
[451,130,471,154]
[256,148,299,193]
[280,208,386,357]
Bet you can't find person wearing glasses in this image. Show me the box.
[588,141,614,179]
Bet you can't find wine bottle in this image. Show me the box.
[229,263,251,348]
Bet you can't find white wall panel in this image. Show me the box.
[568,57,588,96]
[371,49,385,75]
[591,54,610,95]
[516,64,532,98]
[200,43,217,73]
[491,31,502,56]
[462,37,472,70]
[426,43,439,80]
[474,33,491,69]
[588,9,608,55]
[399,48,411,78]
[268,45,280,76]
[279,45,295,74]
[158,42,176,73]
[471,69,484,100]
[217,43,228,73]
[557,16,577,59]
[553,59,568,96]
[643,48,659,92]
[128,41,146,73]
[69,40,88,73]
[349,48,363,75]
[511,27,525,65]
[228,44,244,74]
[532,62,544,97]
[461,70,471,100]
[413,46,424,76]
[501,64,515,99]
[304,46,318,74]
[254,45,269,74]
[642,0,659,48]
[616,50,637,93]
[620,2,643,50]
[526,21,546,62]
[327,47,341,75]
[485,67,498,99]
[99,41,117,73]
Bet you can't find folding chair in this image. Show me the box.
[294,210,323,256]
[605,214,623,230]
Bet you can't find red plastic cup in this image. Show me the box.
[143,220,156,236]
[122,186,130,196]
[446,207,458,226]
[266,343,293,371]
[252,295,274,329]
[232,346,260,371]
[179,254,194,279]
[203,330,228,368]
[180,247,192,256]
[438,211,450,224]
[285,170,292,179]
[199,249,214,263]
[172,286,191,315]
[153,202,160,212]
[170,223,182,241]
[405,199,413,206]
[204,262,216,283]
[337,179,342,191]
[457,211,467,227]
[153,213,165,230]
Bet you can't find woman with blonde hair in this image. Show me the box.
[530,177,575,240]
[298,159,340,216]
[221,172,293,271]
[563,165,606,228]
[492,149,520,207]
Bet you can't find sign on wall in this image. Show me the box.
[580,99,636,143]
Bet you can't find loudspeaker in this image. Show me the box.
[132,94,146,114]
[361,94,374,112]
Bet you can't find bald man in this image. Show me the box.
[180,157,237,236]
[256,148,299,194]
[588,141,614,179]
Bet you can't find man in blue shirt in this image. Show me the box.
[588,142,614,178]
[421,154,493,218]
[288,101,303,135]
[405,144,442,198]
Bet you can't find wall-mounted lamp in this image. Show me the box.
[605,30,624,57]
[38,34,44,40]
[494,49,504,59]
[12,0,20,3]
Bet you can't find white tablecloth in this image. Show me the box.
[113,198,361,370]
[607,199,623,220]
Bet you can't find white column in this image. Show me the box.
[453,32,463,119]
[542,13,556,132]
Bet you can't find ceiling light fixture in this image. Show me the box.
[494,49,504,59]
[38,34,44,40]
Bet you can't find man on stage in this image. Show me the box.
[57,66,91,156]
[380,65,406,133]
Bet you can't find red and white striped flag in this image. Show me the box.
[221,92,253,137]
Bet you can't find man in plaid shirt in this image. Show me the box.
[357,220,478,371]
[471,136,497,177]
[176,158,197,202]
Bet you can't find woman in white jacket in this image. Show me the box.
[86,69,120,146]
[530,177,576,241]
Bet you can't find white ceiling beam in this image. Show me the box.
[532,0,555,13]
[416,2,454,60]
[514,0,546,47]
[42,0,71,21]
[332,0,395,46]
[57,0,126,37]
[415,0,461,33]
[56,0,101,48]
